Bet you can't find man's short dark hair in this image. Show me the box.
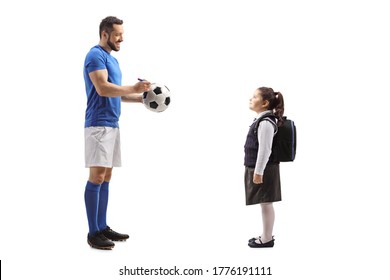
[99,16,123,38]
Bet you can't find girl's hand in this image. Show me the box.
[253,173,263,184]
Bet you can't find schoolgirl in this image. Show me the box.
[244,87,285,248]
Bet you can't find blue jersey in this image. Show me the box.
[83,45,122,128]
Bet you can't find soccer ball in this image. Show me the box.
[142,83,171,112]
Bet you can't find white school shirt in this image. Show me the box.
[254,110,277,175]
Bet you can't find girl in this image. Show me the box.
[244,87,284,248]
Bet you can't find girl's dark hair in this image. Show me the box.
[99,16,123,38]
[258,87,285,126]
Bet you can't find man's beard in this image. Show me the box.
[107,38,119,51]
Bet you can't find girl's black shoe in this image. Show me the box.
[248,236,261,243]
[248,237,275,248]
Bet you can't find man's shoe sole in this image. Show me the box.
[107,237,128,242]
[88,240,115,250]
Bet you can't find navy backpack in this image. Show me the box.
[254,113,297,163]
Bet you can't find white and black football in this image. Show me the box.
[142,83,171,113]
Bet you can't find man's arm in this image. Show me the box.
[121,94,143,103]
[89,69,150,97]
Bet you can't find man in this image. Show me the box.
[83,16,150,250]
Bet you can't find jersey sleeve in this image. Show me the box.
[84,48,107,74]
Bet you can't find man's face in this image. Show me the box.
[106,24,124,52]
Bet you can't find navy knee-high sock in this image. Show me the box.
[84,181,101,235]
[98,181,109,230]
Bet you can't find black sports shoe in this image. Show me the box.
[101,226,129,241]
[87,231,115,250]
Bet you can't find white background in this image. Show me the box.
[1,0,389,279]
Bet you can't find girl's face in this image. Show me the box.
[249,90,268,113]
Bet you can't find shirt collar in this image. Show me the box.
[254,110,273,121]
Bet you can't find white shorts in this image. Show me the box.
[84,126,122,168]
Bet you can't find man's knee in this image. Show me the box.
[89,167,107,185]
[89,176,105,185]
[104,168,113,182]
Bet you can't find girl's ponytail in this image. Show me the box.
[274,92,284,127]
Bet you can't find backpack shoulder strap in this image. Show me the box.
[254,113,278,135]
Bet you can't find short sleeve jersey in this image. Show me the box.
[83,45,122,128]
